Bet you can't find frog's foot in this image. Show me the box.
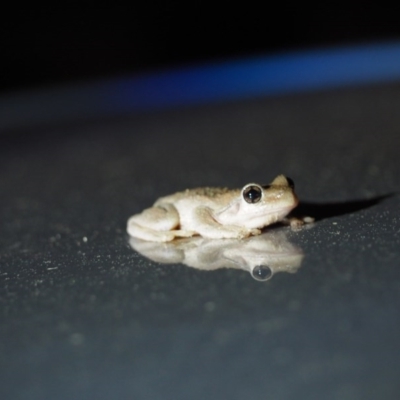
[128,204,180,231]
[283,216,315,230]
[170,229,197,238]
[127,220,197,242]
[199,224,261,240]
[127,221,174,242]
[221,227,261,240]
[191,206,263,240]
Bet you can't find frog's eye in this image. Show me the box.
[243,185,262,204]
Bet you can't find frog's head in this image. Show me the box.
[215,175,298,229]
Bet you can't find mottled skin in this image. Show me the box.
[127,175,299,242]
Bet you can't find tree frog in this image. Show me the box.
[127,175,303,242]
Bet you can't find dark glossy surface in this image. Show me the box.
[1,83,400,399]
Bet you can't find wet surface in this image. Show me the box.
[129,229,305,281]
[1,83,400,399]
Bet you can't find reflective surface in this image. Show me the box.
[129,229,305,281]
[1,83,400,399]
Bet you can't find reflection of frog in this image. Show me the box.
[127,175,304,242]
[129,230,304,281]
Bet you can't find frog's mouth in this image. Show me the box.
[213,194,298,228]
[215,203,292,224]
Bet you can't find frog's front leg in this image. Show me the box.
[192,206,261,239]
[127,203,195,242]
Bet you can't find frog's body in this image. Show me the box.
[127,175,299,242]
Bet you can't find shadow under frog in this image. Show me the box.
[129,230,304,282]
[294,193,393,222]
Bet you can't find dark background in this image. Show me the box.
[3,4,400,400]
[3,4,400,93]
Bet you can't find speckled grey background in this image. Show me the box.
[1,83,400,399]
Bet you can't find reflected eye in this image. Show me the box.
[243,185,262,204]
[252,265,273,281]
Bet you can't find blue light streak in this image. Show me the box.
[107,43,400,111]
[2,42,400,131]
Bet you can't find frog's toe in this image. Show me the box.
[171,229,197,238]
[153,231,176,242]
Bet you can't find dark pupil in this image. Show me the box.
[244,186,262,203]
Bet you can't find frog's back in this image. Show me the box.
[154,187,238,206]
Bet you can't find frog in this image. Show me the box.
[127,175,304,242]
